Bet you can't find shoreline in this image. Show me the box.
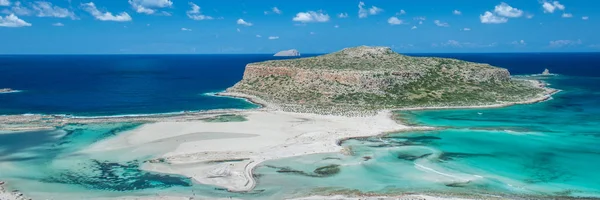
[0,80,562,200]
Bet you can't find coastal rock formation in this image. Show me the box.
[542,68,551,75]
[227,46,548,113]
[0,88,15,93]
[274,49,300,57]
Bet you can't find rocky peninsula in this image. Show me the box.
[226,46,554,115]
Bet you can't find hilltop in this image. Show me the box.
[226,46,552,114]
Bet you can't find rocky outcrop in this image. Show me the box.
[227,46,546,112]
[274,49,300,57]
[542,68,551,75]
[0,88,16,93]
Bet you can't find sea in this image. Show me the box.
[0,53,599,199]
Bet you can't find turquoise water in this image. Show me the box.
[253,76,600,199]
[2,75,600,199]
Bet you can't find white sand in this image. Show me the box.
[83,110,419,192]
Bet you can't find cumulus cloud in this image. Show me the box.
[562,13,572,18]
[0,0,10,6]
[128,0,172,14]
[453,10,461,15]
[549,39,581,47]
[397,9,406,15]
[81,2,132,22]
[358,1,382,18]
[582,16,589,20]
[494,2,523,18]
[480,11,508,24]
[387,16,403,25]
[434,20,449,27]
[181,27,191,31]
[337,13,348,18]
[186,2,212,20]
[0,13,31,27]
[236,18,252,26]
[414,16,425,24]
[52,22,63,26]
[272,7,281,14]
[268,36,279,40]
[292,10,329,23]
[411,26,417,30]
[31,1,76,19]
[542,1,565,13]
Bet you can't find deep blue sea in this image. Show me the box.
[1,53,600,199]
[2,53,599,116]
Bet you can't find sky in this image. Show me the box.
[0,0,599,54]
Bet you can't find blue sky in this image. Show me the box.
[0,0,598,54]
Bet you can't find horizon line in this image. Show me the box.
[2,51,600,56]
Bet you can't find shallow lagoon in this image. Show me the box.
[254,76,600,199]
[1,75,599,199]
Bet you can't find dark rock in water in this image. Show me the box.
[445,181,471,187]
[42,159,191,191]
[313,164,341,176]
[397,153,432,161]
[363,156,372,161]
[438,152,494,161]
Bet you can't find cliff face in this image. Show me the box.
[227,46,544,111]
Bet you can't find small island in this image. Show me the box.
[0,88,17,94]
[226,46,554,114]
[274,49,301,57]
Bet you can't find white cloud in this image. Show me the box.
[237,18,253,26]
[128,0,172,14]
[186,2,212,20]
[480,11,507,24]
[453,10,461,15]
[1,2,31,16]
[334,24,339,28]
[310,31,315,35]
[32,1,76,19]
[494,2,523,18]
[434,20,449,27]
[256,35,262,38]
[542,1,565,13]
[292,10,329,23]
[337,13,348,18]
[52,22,63,26]
[549,39,581,47]
[411,25,417,30]
[387,16,403,25]
[526,14,534,19]
[413,16,425,24]
[358,1,382,18]
[0,0,10,6]
[272,7,281,14]
[181,27,191,31]
[268,36,279,40]
[397,9,406,15]
[582,16,589,20]
[511,40,526,45]
[463,28,471,31]
[0,13,31,27]
[81,2,132,22]
[562,13,572,18]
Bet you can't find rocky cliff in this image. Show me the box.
[227,46,546,112]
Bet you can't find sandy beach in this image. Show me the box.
[82,110,421,192]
